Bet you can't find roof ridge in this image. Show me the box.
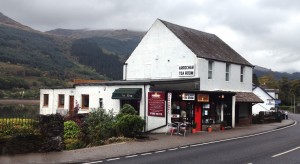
[157,19,253,66]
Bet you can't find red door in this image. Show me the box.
[194,103,202,131]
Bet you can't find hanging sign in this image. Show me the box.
[182,93,195,100]
[148,92,165,117]
[197,94,209,102]
[178,65,195,77]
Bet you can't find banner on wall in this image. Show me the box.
[148,92,165,117]
[167,92,172,114]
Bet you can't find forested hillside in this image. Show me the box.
[0,12,143,99]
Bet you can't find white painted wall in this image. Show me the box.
[198,59,252,92]
[253,87,275,115]
[125,19,199,80]
[124,19,252,92]
[40,84,169,133]
[40,88,75,115]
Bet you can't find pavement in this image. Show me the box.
[0,119,295,164]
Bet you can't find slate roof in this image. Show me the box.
[236,92,264,103]
[160,19,253,67]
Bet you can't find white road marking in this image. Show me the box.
[272,146,300,157]
[141,152,152,156]
[125,155,138,158]
[180,146,189,149]
[155,150,166,153]
[168,148,178,151]
[83,161,103,164]
[106,158,120,161]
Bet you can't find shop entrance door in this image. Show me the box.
[194,103,202,131]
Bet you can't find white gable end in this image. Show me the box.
[124,19,198,80]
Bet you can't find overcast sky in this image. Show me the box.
[1,0,300,73]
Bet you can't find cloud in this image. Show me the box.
[0,0,300,73]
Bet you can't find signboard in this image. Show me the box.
[167,92,172,114]
[182,93,195,100]
[178,65,195,77]
[275,100,281,105]
[266,99,274,105]
[197,94,209,102]
[148,92,165,117]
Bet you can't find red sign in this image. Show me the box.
[148,92,165,117]
[197,94,209,102]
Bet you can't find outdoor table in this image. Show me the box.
[173,122,183,135]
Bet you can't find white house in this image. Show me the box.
[40,19,263,133]
[252,86,279,115]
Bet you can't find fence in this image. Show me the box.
[0,115,39,133]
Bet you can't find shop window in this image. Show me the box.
[171,100,194,123]
[208,61,213,79]
[240,66,244,82]
[43,94,49,107]
[58,94,64,108]
[82,95,89,109]
[202,103,221,124]
[121,100,140,115]
[225,63,230,81]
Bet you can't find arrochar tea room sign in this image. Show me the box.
[178,65,195,77]
[148,92,165,117]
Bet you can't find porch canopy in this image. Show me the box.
[235,92,264,103]
[112,88,142,100]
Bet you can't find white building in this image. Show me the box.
[40,19,263,132]
[252,87,279,115]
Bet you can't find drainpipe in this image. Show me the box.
[123,63,128,80]
[52,89,55,114]
[144,84,147,132]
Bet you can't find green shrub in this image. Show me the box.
[115,104,137,120]
[64,121,80,139]
[85,108,115,146]
[115,115,145,138]
[64,138,85,150]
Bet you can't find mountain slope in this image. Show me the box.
[254,66,300,80]
[0,12,33,31]
[0,12,143,96]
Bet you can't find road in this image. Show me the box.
[89,114,300,164]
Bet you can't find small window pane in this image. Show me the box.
[208,61,213,79]
[82,95,89,109]
[226,64,230,81]
[58,94,64,108]
[240,66,244,82]
[43,94,49,107]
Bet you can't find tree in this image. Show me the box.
[253,73,260,86]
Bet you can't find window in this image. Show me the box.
[225,63,230,81]
[121,100,140,115]
[82,95,89,109]
[208,61,213,79]
[99,98,103,109]
[240,66,245,82]
[58,94,64,108]
[43,94,49,107]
